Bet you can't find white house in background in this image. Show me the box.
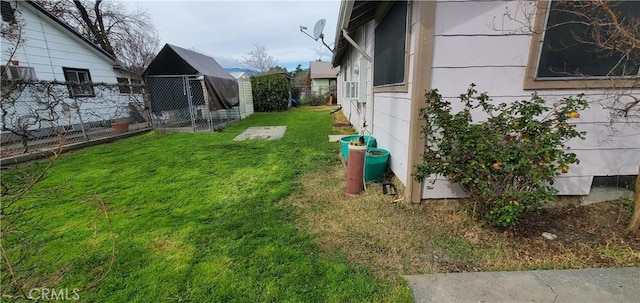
[309,61,339,97]
[332,0,640,202]
[0,0,129,129]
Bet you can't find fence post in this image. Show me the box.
[70,89,89,141]
[208,110,213,131]
[184,76,196,131]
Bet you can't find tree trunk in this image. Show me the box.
[73,0,115,56]
[626,165,640,235]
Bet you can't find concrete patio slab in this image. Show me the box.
[404,267,640,303]
[233,126,286,141]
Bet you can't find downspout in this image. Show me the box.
[342,29,372,63]
[343,28,374,136]
[360,28,374,136]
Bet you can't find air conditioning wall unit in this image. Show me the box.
[1,66,37,81]
[358,57,367,104]
[344,81,358,100]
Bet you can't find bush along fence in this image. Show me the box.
[250,74,290,112]
[1,79,150,158]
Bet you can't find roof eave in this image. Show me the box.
[331,0,379,68]
[24,0,116,63]
[331,0,355,67]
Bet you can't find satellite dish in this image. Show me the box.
[299,18,334,52]
[313,19,326,40]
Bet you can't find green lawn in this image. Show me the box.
[2,108,411,302]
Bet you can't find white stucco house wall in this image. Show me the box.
[1,0,129,133]
[332,0,640,202]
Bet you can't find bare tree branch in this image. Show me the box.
[34,0,159,74]
[242,45,278,74]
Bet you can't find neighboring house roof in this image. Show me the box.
[229,71,258,80]
[229,72,246,79]
[225,67,260,77]
[144,44,234,80]
[332,0,380,67]
[21,0,116,62]
[310,61,339,79]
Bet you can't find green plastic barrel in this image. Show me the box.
[340,135,376,159]
[365,148,389,182]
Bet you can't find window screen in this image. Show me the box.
[63,67,94,97]
[373,1,407,86]
[117,77,131,94]
[131,79,143,94]
[537,1,640,78]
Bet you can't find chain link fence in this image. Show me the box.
[1,75,246,160]
[1,80,150,158]
[145,76,241,132]
[292,84,337,106]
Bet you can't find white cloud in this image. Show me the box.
[125,0,341,70]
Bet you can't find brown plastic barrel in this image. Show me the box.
[345,144,366,196]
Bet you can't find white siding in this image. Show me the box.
[1,2,126,129]
[423,0,640,198]
[338,23,373,137]
[2,3,117,82]
[337,2,422,186]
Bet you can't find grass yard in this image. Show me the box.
[1,107,411,302]
[291,166,640,278]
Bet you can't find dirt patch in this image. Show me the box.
[512,201,637,246]
[332,110,352,129]
[291,164,640,282]
[289,166,438,282]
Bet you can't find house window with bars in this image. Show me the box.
[63,67,94,97]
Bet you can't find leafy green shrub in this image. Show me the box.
[415,84,589,227]
[250,74,290,112]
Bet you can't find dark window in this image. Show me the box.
[1,1,15,23]
[373,1,407,86]
[537,1,640,78]
[130,79,143,94]
[117,77,131,94]
[63,67,94,97]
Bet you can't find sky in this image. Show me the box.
[124,0,341,71]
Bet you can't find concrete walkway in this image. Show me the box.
[233,126,286,141]
[404,267,640,303]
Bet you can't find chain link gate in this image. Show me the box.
[145,75,241,132]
